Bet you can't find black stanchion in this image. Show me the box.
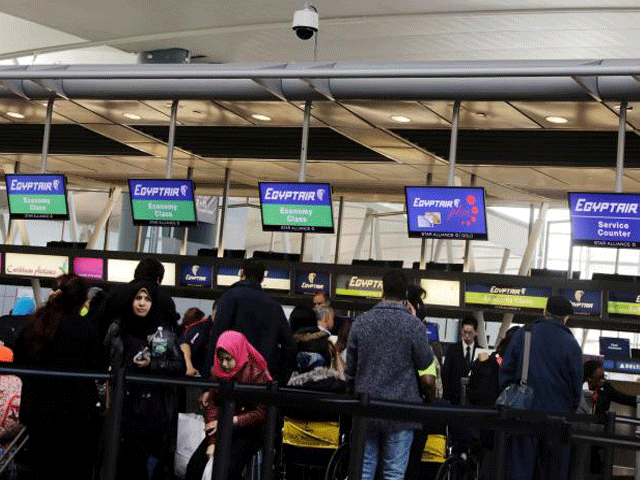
[262,381,279,480]
[602,411,616,480]
[103,363,126,480]
[213,382,236,480]
[544,417,570,480]
[494,429,508,480]
[348,393,369,480]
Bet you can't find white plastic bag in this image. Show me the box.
[202,456,213,480]
[175,413,205,478]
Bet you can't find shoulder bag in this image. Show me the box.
[496,324,534,410]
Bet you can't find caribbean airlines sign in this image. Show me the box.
[568,192,640,248]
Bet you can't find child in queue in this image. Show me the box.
[186,330,272,480]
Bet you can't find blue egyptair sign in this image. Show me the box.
[295,271,331,295]
[405,187,488,240]
[559,289,601,316]
[179,264,212,287]
[568,192,640,248]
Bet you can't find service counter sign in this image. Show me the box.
[405,186,488,240]
[73,257,104,280]
[568,192,640,248]
[295,271,331,295]
[259,182,334,233]
[129,179,197,226]
[5,174,69,220]
[5,253,68,278]
[607,291,640,316]
[217,266,290,291]
[465,284,551,312]
[335,274,383,299]
[179,263,213,287]
[559,289,601,316]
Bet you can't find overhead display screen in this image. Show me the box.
[559,288,601,316]
[420,279,461,307]
[128,179,197,226]
[568,192,640,248]
[405,186,488,239]
[259,182,334,233]
[5,174,69,220]
[465,284,551,312]
[295,270,331,295]
[179,263,213,287]
[107,259,176,286]
[607,291,640,317]
[335,274,383,298]
[217,266,291,291]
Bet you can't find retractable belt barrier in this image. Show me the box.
[0,365,636,480]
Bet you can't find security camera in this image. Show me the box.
[292,6,318,40]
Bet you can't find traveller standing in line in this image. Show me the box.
[180,306,212,377]
[107,280,185,480]
[185,331,272,480]
[14,274,101,480]
[442,317,478,405]
[345,270,434,480]
[203,258,296,385]
[500,296,582,480]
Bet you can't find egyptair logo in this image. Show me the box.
[308,273,317,283]
[453,198,460,208]
[53,179,60,190]
[317,188,325,201]
[180,185,189,196]
[192,265,199,276]
[574,290,584,302]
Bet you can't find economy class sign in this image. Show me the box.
[568,192,640,249]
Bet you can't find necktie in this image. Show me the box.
[465,345,471,365]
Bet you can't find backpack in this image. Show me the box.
[467,354,500,406]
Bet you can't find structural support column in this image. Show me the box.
[299,99,312,261]
[419,172,433,269]
[86,187,123,249]
[217,168,231,258]
[67,192,78,242]
[334,196,344,264]
[180,166,193,255]
[614,100,627,274]
[497,202,549,342]
[353,208,374,260]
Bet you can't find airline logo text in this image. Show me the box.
[574,198,639,214]
[133,184,188,197]
[263,187,326,202]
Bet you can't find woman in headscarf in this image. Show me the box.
[14,274,100,479]
[185,331,272,480]
[111,280,185,480]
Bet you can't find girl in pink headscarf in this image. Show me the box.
[185,331,272,480]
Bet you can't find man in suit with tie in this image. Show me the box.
[442,317,478,405]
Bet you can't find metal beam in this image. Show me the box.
[217,168,231,258]
[86,187,123,250]
[334,196,344,264]
[353,208,373,260]
[165,100,179,179]
[67,192,78,242]
[497,202,549,342]
[180,166,193,256]
[298,99,312,261]
[40,98,54,173]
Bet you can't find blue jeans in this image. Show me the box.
[362,428,414,480]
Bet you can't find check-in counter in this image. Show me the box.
[608,376,640,478]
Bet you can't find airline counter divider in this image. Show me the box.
[4,244,640,332]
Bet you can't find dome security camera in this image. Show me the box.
[292,6,318,40]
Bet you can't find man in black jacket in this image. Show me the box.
[203,258,297,384]
[442,316,478,405]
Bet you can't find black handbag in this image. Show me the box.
[496,324,534,410]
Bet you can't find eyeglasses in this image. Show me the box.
[313,301,324,307]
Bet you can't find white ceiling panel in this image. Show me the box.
[421,101,542,129]
[508,102,622,130]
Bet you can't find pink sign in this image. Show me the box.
[73,257,104,280]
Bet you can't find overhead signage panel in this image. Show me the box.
[295,270,331,295]
[107,259,175,286]
[559,288,601,316]
[73,257,104,280]
[129,179,197,226]
[259,182,334,233]
[405,186,488,240]
[465,284,551,312]
[607,290,640,316]
[5,174,69,220]
[335,274,382,298]
[217,266,290,291]
[599,337,631,358]
[420,279,461,307]
[179,263,213,287]
[5,253,68,278]
[568,192,640,248]
[603,359,640,374]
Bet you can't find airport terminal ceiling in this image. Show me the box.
[2,2,640,207]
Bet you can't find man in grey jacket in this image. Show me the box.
[346,270,434,480]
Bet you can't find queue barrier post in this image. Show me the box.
[544,417,571,480]
[348,393,369,480]
[262,381,279,480]
[213,382,236,480]
[603,411,616,480]
[494,408,508,480]
[103,361,126,480]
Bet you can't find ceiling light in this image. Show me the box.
[123,113,142,120]
[251,114,272,121]
[475,112,487,118]
[6,112,24,119]
[615,104,633,111]
[390,115,412,123]
[545,116,568,124]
